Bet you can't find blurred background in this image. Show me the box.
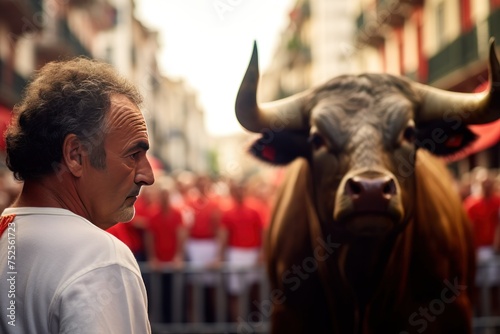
[3,0,500,179]
[2,0,500,333]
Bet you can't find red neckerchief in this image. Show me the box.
[0,215,16,238]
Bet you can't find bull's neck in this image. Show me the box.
[341,236,396,308]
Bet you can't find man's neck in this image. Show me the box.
[13,176,87,220]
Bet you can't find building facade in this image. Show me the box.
[259,0,357,101]
[260,0,500,174]
[0,0,211,174]
[355,0,500,173]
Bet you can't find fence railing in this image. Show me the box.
[139,262,270,334]
[139,257,500,334]
[474,255,500,333]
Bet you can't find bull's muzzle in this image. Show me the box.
[334,171,405,237]
[345,175,397,213]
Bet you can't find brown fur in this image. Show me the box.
[266,150,474,334]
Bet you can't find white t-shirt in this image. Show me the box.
[0,207,151,334]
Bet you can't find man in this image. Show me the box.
[0,57,155,333]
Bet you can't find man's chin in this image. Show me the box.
[115,206,136,224]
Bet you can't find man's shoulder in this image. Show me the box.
[7,208,140,272]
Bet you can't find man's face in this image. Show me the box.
[80,94,155,229]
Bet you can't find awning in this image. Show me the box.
[445,82,500,162]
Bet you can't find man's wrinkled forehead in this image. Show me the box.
[105,94,146,129]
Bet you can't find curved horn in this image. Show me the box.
[235,41,310,133]
[415,38,500,125]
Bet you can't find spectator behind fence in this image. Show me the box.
[184,175,221,276]
[217,180,264,322]
[464,167,500,252]
[464,167,500,298]
[184,174,221,322]
[144,177,187,323]
[0,58,154,333]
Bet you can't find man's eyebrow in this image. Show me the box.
[126,141,150,154]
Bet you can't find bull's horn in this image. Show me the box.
[235,41,310,133]
[415,38,500,125]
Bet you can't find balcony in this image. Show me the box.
[427,27,479,84]
[356,12,385,47]
[0,58,28,108]
[36,19,91,65]
[387,0,424,6]
[67,0,117,31]
[357,0,423,46]
[0,0,43,36]
[59,19,91,57]
[488,8,500,42]
[376,0,406,27]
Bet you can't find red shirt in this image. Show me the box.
[147,206,183,262]
[187,197,220,239]
[246,196,271,229]
[221,202,263,248]
[464,195,500,248]
[106,223,133,247]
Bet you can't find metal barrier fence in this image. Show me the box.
[139,257,500,334]
[474,256,500,333]
[139,263,270,334]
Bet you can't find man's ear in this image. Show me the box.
[62,134,84,177]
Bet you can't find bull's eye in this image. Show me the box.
[308,133,325,149]
[402,126,416,143]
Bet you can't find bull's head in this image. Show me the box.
[235,39,500,239]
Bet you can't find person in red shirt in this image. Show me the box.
[464,167,500,315]
[183,175,221,322]
[464,168,500,251]
[143,181,187,323]
[144,186,186,268]
[217,180,264,322]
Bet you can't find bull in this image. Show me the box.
[234,39,500,333]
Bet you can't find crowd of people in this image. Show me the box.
[106,170,277,323]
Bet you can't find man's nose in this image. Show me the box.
[137,156,155,186]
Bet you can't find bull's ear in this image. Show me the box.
[415,120,477,156]
[249,130,311,165]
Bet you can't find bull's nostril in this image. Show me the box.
[346,179,362,196]
[383,179,397,196]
